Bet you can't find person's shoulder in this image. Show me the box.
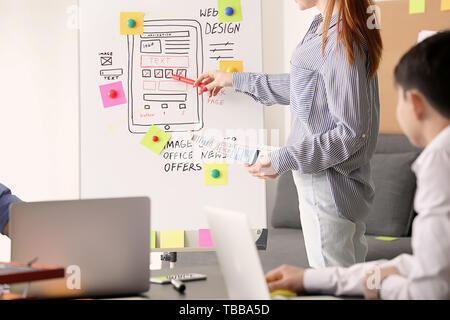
[0,184,12,196]
[416,148,450,182]
[321,28,369,71]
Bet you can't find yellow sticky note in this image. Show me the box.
[160,230,185,249]
[140,125,171,155]
[409,0,425,14]
[442,0,450,11]
[375,236,399,241]
[120,12,144,35]
[270,290,297,297]
[204,163,228,186]
[219,60,243,73]
[150,230,156,249]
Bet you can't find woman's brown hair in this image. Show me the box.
[322,0,383,78]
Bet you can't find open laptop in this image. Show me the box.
[205,206,341,300]
[10,197,150,299]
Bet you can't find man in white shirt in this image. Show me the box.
[265,31,450,300]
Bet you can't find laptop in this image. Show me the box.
[10,197,150,299]
[205,206,341,300]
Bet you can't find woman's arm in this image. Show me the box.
[195,70,290,106]
[232,72,290,106]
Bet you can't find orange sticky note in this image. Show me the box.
[219,60,243,73]
[120,12,144,35]
[442,0,450,11]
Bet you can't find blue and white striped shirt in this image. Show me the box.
[232,14,380,221]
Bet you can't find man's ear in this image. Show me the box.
[408,90,426,121]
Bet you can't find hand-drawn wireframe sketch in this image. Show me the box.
[128,19,204,134]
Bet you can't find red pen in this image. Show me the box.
[172,74,208,92]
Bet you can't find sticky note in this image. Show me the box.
[270,290,297,297]
[150,230,156,249]
[219,60,243,73]
[199,229,215,247]
[375,236,399,241]
[409,0,425,14]
[120,12,144,35]
[99,81,126,108]
[218,0,243,22]
[140,125,171,154]
[204,163,228,186]
[442,0,450,11]
[160,230,185,249]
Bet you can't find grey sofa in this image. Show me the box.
[179,134,422,273]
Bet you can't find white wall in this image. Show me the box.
[0,0,317,260]
[0,0,79,260]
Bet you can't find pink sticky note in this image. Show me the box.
[198,229,215,247]
[99,81,127,108]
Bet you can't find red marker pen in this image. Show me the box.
[172,74,208,93]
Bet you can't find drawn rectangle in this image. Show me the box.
[142,31,190,38]
[142,69,152,77]
[143,81,157,91]
[141,55,189,68]
[100,56,112,66]
[141,39,162,54]
[100,68,124,77]
[154,69,164,78]
[159,80,187,92]
[143,94,187,102]
[165,69,174,78]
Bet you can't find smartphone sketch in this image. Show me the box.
[127,19,204,134]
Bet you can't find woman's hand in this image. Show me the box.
[245,154,279,180]
[265,264,306,294]
[194,70,233,98]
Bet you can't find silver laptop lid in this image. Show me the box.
[10,197,150,298]
[205,206,270,300]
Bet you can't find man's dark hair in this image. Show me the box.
[394,30,450,119]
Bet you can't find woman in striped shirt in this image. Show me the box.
[195,0,382,268]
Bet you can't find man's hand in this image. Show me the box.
[2,221,9,237]
[363,266,400,300]
[245,154,279,181]
[265,264,306,294]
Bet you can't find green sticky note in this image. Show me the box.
[140,125,171,154]
[150,230,156,249]
[218,0,242,22]
[160,230,185,249]
[409,0,425,14]
[375,236,399,241]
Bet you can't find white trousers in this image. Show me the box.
[292,170,368,268]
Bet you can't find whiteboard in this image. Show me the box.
[79,0,266,231]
